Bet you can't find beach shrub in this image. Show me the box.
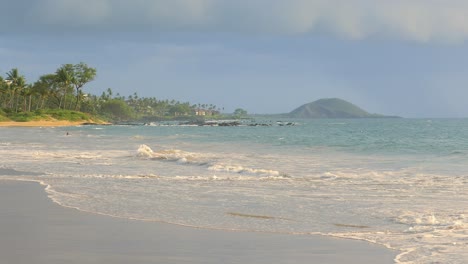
[0,109,10,121]
[8,111,39,122]
[4,109,91,122]
[43,109,90,121]
[100,99,135,122]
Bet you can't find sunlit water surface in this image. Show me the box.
[1,118,467,263]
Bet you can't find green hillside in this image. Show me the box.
[289,98,386,118]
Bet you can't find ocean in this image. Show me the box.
[1,118,467,263]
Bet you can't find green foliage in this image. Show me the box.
[233,108,248,118]
[0,109,10,121]
[5,109,91,122]
[55,63,97,110]
[168,102,192,116]
[8,111,42,122]
[39,109,91,121]
[0,64,229,123]
[100,99,136,122]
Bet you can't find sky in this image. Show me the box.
[2,0,468,118]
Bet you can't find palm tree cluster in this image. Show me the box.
[1,63,223,122]
[0,63,96,113]
[101,90,222,120]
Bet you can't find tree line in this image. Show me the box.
[0,63,96,113]
[0,63,224,122]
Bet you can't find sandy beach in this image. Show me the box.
[0,120,105,127]
[0,180,396,264]
[0,120,89,127]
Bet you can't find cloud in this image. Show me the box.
[32,0,112,26]
[2,0,468,42]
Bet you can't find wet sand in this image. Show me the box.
[0,180,396,264]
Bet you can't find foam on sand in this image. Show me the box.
[0,180,396,264]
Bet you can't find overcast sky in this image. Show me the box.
[2,0,468,117]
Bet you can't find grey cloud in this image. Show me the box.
[32,0,112,25]
[2,0,468,42]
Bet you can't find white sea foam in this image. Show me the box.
[208,164,283,177]
[136,144,286,178]
[137,144,154,157]
[137,144,203,163]
[2,124,467,263]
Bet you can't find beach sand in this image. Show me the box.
[0,180,396,264]
[0,120,108,127]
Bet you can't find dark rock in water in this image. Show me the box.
[218,121,240,126]
[114,122,146,126]
[179,120,206,126]
[157,120,296,127]
[248,123,272,127]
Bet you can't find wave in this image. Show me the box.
[169,174,290,182]
[4,163,466,264]
[207,164,287,178]
[136,144,287,178]
[137,144,211,165]
[44,172,160,180]
[395,211,467,232]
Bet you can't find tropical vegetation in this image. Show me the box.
[0,63,227,122]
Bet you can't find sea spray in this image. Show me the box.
[137,144,154,158]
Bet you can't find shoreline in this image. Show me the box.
[0,179,396,264]
[0,120,106,127]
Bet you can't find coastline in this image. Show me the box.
[0,180,396,264]
[0,120,105,127]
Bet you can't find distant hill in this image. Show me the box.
[288,98,393,118]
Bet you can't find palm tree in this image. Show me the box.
[55,64,74,109]
[13,77,26,113]
[0,76,6,108]
[35,74,57,109]
[19,84,34,112]
[5,69,27,112]
[32,76,52,110]
[106,88,113,98]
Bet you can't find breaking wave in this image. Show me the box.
[136,144,287,178]
[137,144,213,165]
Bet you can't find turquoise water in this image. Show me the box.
[1,118,467,263]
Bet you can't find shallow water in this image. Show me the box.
[1,118,467,263]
